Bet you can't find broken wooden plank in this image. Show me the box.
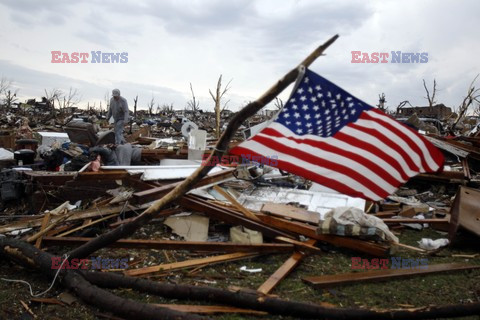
[382,218,450,224]
[257,214,389,257]
[0,203,149,234]
[274,236,321,253]
[56,213,119,237]
[261,203,319,224]
[42,236,294,253]
[125,252,260,277]
[213,185,261,222]
[302,263,480,288]
[179,195,293,239]
[30,297,65,306]
[26,211,75,243]
[108,208,183,228]
[132,169,234,204]
[155,304,267,315]
[35,212,51,249]
[257,239,317,295]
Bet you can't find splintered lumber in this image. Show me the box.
[213,185,261,222]
[30,298,65,306]
[34,212,51,249]
[258,239,317,295]
[26,211,75,243]
[132,169,235,204]
[257,214,389,257]
[109,208,184,228]
[261,203,320,224]
[302,263,480,288]
[155,304,267,315]
[274,236,321,253]
[55,213,119,237]
[179,195,293,239]
[125,252,259,276]
[0,203,149,234]
[382,218,450,224]
[41,236,295,253]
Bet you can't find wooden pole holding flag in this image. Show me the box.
[67,34,340,259]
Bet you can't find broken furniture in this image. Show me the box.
[64,121,115,147]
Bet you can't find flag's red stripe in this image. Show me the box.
[361,111,430,171]
[260,127,402,187]
[368,109,444,170]
[260,126,411,181]
[333,131,412,181]
[230,146,377,200]
[248,134,389,198]
[347,122,420,172]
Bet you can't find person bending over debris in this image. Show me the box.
[88,143,142,171]
[107,88,129,144]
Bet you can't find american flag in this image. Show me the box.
[230,69,444,200]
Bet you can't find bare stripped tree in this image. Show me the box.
[147,95,155,117]
[129,95,138,134]
[423,79,437,107]
[451,75,480,132]
[159,103,173,113]
[133,95,138,119]
[209,75,232,138]
[1,77,19,111]
[186,82,200,112]
[376,93,386,111]
[61,87,81,112]
[273,97,284,110]
[44,88,63,116]
[0,77,12,96]
[4,89,18,110]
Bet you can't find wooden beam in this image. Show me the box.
[42,236,295,253]
[179,195,293,239]
[154,304,267,315]
[257,214,389,257]
[303,263,480,288]
[213,185,261,222]
[34,212,51,249]
[55,213,119,237]
[257,239,317,295]
[0,203,150,234]
[261,203,319,224]
[274,236,321,253]
[26,211,75,243]
[382,218,450,224]
[132,169,234,204]
[125,252,260,277]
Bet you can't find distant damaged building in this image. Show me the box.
[397,103,452,119]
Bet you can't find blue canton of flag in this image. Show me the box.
[276,71,370,137]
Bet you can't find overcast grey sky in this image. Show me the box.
[0,0,479,112]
